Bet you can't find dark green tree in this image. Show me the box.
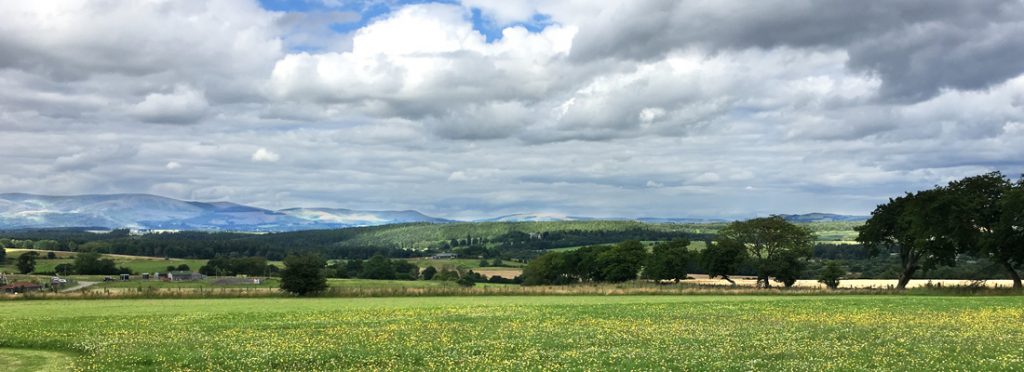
[360,255,396,279]
[421,266,438,280]
[0,246,6,264]
[392,260,420,280]
[54,263,75,276]
[945,172,1024,288]
[817,261,844,289]
[642,239,690,283]
[719,217,813,288]
[74,252,121,275]
[995,184,1024,288]
[280,253,327,296]
[598,240,647,283]
[700,240,747,285]
[769,250,806,288]
[521,252,571,285]
[16,251,38,274]
[344,259,364,278]
[568,245,612,282]
[857,189,961,289]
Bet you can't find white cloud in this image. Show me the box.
[166,161,182,170]
[251,148,280,162]
[131,86,209,124]
[448,171,471,181]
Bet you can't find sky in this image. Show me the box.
[1,0,1023,220]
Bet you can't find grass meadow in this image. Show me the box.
[1,249,208,275]
[2,295,1023,371]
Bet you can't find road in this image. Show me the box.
[61,281,97,292]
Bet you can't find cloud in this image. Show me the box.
[448,171,471,181]
[131,86,209,124]
[52,144,140,172]
[0,0,1023,218]
[569,0,1024,101]
[251,148,281,162]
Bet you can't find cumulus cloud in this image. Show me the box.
[1,0,1023,218]
[251,148,281,162]
[131,86,209,124]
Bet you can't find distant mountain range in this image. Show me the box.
[0,193,448,232]
[775,213,868,223]
[477,213,593,223]
[0,193,866,232]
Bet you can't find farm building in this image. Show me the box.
[168,271,206,281]
[430,253,457,259]
[1,282,44,294]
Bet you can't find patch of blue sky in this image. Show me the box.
[471,9,553,42]
[260,0,551,43]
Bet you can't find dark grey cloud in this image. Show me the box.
[570,0,1024,101]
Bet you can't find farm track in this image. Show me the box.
[61,281,97,292]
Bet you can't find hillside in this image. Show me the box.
[0,220,860,261]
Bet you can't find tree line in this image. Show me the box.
[0,224,696,261]
[521,217,834,288]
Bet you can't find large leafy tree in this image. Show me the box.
[521,252,571,285]
[643,239,690,283]
[718,217,813,288]
[859,172,1024,289]
[995,185,1024,287]
[945,172,1024,288]
[16,251,38,274]
[597,240,648,283]
[280,253,327,296]
[566,245,612,282]
[700,240,747,285]
[360,255,396,280]
[858,189,961,289]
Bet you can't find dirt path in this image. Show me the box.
[61,281,97,292]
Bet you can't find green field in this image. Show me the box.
[404,257,525,269]
[1,249,208,275]
[1,295,1021,371]
[85,278,513,290]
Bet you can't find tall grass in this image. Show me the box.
[3,281,1021,301]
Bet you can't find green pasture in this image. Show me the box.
[404,258,524,269]
[1,295,1021,371]
[0,249,207,275]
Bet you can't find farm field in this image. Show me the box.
[64,277,515,292]
[2,295,1023,371]
[404,257,525,269]
[1,249,207,275]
